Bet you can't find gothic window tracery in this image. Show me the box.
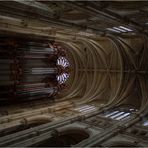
[74,105,96,113]
[57,56,70,84]
[102,108,137,121]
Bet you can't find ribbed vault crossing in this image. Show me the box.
[58,35,148,112]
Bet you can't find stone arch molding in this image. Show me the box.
[37,127,90,147]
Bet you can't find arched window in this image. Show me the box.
[57,56,70,68]
[102,108,137,121]
[74,105,96,113]
[57,73,69,84]
[57,56,70,84]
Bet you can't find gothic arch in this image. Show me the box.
[37,127,90,147]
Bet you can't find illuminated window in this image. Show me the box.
[77,32,94,37]
[57,56,69,68]
[57,56,70,84]
[107,28,121,33]
[74,105,96,113]
[107,26,133,33]
[57,73,69,84]
[105,111,119,117]
[113,27,127,32]
[143,120,148,126]
[110,111,125,119]
[116,112,130,120]
[119,26,133,32]
[103,109,133,121]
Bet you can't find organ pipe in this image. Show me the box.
[0,38,69,103]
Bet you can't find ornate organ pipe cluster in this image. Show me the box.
[0,38,70,104]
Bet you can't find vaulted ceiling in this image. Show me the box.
[0,1,148,111]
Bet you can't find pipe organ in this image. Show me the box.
[0,38,70,104]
